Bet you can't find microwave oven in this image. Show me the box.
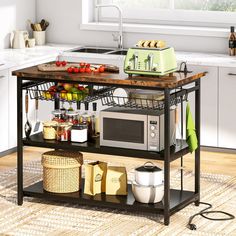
[100,107,176,152]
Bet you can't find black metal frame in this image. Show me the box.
[17,76,201,226]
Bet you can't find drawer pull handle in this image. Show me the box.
[228,73,236,76]
[0,75,5,79]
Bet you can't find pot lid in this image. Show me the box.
[135,162,162,173]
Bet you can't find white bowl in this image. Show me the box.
[132,181,164,204]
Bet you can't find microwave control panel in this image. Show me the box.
[148,116,160,151]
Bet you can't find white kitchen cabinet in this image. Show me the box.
[177,65,218,147]
[219,67,236,149]
[0,69,9,153]
[8,58,55,149]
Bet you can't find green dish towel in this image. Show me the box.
[186,102,198,153]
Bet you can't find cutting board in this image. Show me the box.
[37,62,120,73]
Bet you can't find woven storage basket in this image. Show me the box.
[42,150,83,193]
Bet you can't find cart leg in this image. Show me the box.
[17,78,23,205]
[164,88,171,225]
[195,79,201,206]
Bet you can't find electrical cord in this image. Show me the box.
[188,202,235,230]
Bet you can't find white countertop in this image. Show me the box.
[0,44,80,70]
[63,50,236,68]
[1,44,236,71]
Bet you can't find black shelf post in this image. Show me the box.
[17,77,23,205]
[195,79,201,205]
[164,88,171,225]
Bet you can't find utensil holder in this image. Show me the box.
[33,31,46,46]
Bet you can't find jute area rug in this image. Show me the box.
[0,160,235,236]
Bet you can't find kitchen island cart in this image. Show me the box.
[13,66,206,225]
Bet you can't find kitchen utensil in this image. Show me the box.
[10,30,29,49]
[33,92,40,132]
[132,181,164,204]
[124,47,177,76]
[40,19,46,30]
[135,162,163,186]
[24,90,32,138]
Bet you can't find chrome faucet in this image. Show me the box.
[95,4,123,49]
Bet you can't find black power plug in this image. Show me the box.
[188,223,197,230]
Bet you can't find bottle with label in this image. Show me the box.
[81,102,92,139]
[229,26,236,56]
[91,102,99,138]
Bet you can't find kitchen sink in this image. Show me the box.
[71,47,114,54]
[108,50,128,56]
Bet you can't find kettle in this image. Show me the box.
[10,30,29,49]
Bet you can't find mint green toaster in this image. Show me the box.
[124,47,177,76]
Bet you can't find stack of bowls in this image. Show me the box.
[132,162,164,204]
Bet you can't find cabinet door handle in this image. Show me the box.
[228,73,236,76]
[0,75,5,79]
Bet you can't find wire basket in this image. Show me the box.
[101,89,189,110]
[27,82,114,103]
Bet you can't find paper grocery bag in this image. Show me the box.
[84,161,107,196]
[106,166,127,195]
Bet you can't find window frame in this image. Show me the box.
[97,2,236,28]
[80,0,231,38]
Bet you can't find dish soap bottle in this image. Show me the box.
[229,26,236,56]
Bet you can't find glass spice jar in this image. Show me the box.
[56,122,72,141]
[52,110,64,123]
[66,110,79,125]
[43,121,58,140]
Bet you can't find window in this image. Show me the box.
[96,0,236,27]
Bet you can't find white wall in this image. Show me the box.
[37,0,229,54]
[0,0,36,49]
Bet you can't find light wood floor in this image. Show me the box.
[0,147,235,176]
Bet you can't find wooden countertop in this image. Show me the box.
[13,64,206,89]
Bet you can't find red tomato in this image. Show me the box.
[85,63,91,68]
[85,68,91,73]
[99,66,105,73]
[78,86,85,91]
[61,61,67,66]
[67,67,73,73]
[56,61,61,67]
[80,62,85,67]
[73,67,80,73]
[80,67,86,73]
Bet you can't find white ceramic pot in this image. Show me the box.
[132,181,164,204]
[33,31,46,46]
[135,162,163,186]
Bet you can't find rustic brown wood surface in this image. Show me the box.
[37,63,119,73]
[13,63,206,89]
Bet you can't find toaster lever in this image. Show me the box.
[129,52,139,70]
[145,53,154,71]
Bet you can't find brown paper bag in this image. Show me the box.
[106,166,127,195]
[84,161,107,196]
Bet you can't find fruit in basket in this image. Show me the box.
[67,93,73,101]
[45,91,52,100]
[60,90,67,100]
[57,85,64,92]
[64,83,73,91]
